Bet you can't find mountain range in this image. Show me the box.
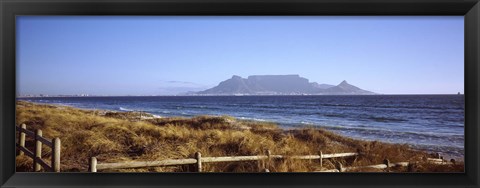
[195,75,375,95]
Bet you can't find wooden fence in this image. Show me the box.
[89,150,454,173]
[16,124,61,172]
[89,150,358,172]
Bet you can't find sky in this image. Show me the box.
[16,16,464,95]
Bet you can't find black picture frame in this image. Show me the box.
[1,0,479,187]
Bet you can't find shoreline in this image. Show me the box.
[16,101,464,172]
[16,99,465,161]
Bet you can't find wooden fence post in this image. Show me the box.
[19,124,26,156]
[335,161,343,172]
[407,162,416,172]
[319,151,323,170]
[383,159,390,172]
[52,138,61,172]
[265,149,271,170]
[89,157,97,172]
[383,159,390,168]
[195,152,202,172]
[34,129,43,172]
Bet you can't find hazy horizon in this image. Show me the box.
[17,16,464,96]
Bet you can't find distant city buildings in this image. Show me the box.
[17,94,90,98]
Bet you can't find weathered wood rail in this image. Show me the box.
[322,159,409,172]
[89,151,358,172]
[16,124,61,172]
[317,153,455,172]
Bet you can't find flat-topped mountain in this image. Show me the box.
[196,75,375,95]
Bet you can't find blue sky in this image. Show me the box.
[17,16,464,95]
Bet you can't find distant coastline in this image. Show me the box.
[17,93,463,98]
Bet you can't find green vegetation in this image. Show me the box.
[15,101,464,172]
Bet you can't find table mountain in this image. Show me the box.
[196,75,375,95]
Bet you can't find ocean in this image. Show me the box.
[18,95,464,158]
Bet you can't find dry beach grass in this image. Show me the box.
[15,101,464,172]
